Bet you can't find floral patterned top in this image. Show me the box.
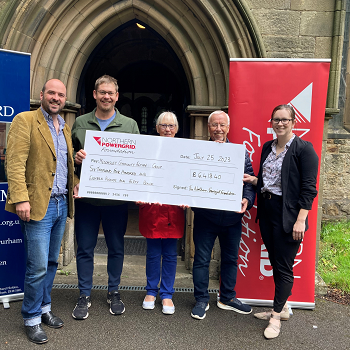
[261,134,295,196]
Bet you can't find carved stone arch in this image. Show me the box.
[1,0,265,107]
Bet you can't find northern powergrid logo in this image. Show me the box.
[93,136,136,149]
[93,137,101,146]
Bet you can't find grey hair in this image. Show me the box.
[208,110,230,125]
[156,111,179,130]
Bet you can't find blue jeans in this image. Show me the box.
[75,201,128,296]
[20,195,68,326]
[192,214,242,303]
[145,238,178,299]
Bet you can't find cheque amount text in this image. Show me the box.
[191,171,221,180]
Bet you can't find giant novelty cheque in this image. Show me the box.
[79,131,246,212]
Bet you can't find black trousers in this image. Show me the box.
[259,194,301,313]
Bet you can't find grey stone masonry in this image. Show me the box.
[58,218,75,269]
[248,0,335,58]
[300,12,334,36]
[291,0,336,11]
[323,139,350,221]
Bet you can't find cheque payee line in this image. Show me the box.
[87,154,237,186]
[88,153,239,169]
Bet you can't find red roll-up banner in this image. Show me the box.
[229,59,331,309]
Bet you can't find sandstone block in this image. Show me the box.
[315,272,328,296]
[300,12,334,36]
[339,146,350,153]
[264,36,315,53]
[340,203,350,215]
[326,145,338,153]
[245,0,290,10]
[266,51,314,58]
[253,10,300,36]
[291,0,335,11]
[323,203,339,216]
[315,37,332,58]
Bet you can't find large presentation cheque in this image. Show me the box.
[79,131,246,212]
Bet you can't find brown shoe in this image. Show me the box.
[254,305,289,321]
[264,313,281,339]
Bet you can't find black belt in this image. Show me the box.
[261,192,282,200]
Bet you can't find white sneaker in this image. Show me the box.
[142,296,156,310]
[162,300,175,315]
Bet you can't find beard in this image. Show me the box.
[41,98,64,116]
[97,99,115,113]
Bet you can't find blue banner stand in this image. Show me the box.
[0,49,30,308]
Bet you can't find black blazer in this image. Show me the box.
[256,136,318,235]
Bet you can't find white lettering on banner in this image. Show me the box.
[259,243,304,279]
[260,244,273,278]
[0,237,22,244]
[0,106,14,117]
[293,243,303,279]
[242,127,261,162]
[237,126,261,277]
[0,261,6,266]
[0,220,20,227]
[238,238,249,276]
[0,190,7,202]
[239,208,257,276]
[0,285,22,295]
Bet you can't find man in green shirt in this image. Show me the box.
[71,75,139,320]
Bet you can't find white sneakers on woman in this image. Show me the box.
[162,299,175,315]
[142,295,175,315]
[142,296,156,310]
[142,296,175,314]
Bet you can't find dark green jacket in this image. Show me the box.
[71,108,140,206]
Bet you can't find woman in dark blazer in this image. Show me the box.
[244,104,318,339]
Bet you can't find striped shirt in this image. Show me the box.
[41,107,68,197]
[261,134,295,196]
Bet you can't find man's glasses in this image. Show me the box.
[209,123,228,129]
[158,124,176,130]
[97,90,117,96]
[271,118,293,125]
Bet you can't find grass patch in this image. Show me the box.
[317,220,350,293]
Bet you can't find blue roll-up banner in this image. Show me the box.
[0,49,30,308]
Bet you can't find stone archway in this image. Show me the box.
[0,0,264,114]
[77,20,191,138]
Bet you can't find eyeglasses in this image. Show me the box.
[271,118,293,125]
[158,124,176,130]
[209,123,228,129]
[97,90,117,96]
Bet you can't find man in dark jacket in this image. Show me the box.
[191,110,255,320]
